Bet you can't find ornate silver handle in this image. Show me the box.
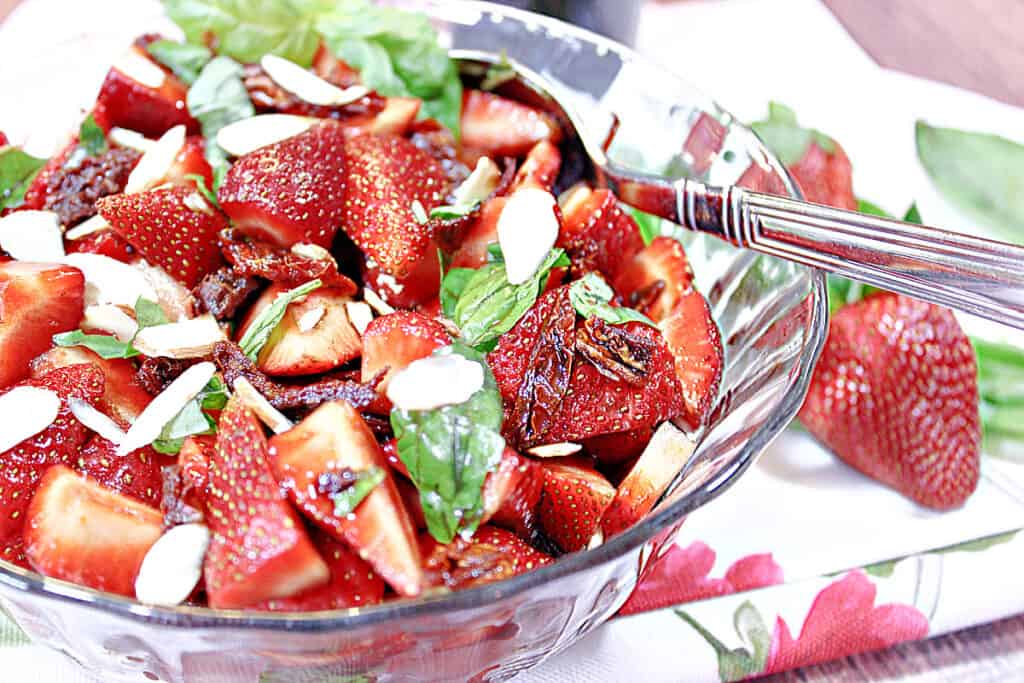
[611,172,1024,329]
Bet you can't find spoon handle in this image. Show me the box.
[614,174,1024,329]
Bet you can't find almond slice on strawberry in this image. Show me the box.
[268,401,424,597]
[218,122,348,249]
[421,525,552,590]
[460,90,561,157]
[341,133,449,278]
[558,188,645,281]
[236,284,361,377]
[204,396,330,608]
[659,287,723,429]
[613,236,695,323]
[537,456,615,553]
[0,261,85,389]
[97,186,226,287]
[24,465,163,596]
[360,311,451,410]
[31,346,151,424]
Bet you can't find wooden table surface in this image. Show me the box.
[0,0,1022,681]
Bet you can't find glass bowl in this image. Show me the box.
[0,1,827,681]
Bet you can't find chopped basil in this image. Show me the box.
[134,297,169,330]
[430,202,478,220]
[440,267,475,319]
[0,147,46,210]
[52,330,139,359]
[153,398,216,454]
[185,173,219,207]
[391,343,505,543]
[568,273,655,327]
[78,114,108,157]
[238,279,322,361]
[331,467,386,516]
[629,207,664,246]
[146,39,212,85]
[187,56,255,190]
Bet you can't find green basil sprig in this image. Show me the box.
[569,273,655,327]
[238,279,322,360]
[0,147,46,211]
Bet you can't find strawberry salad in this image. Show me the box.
[0,1,723,610]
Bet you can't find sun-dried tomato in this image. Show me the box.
[218,229,357,293]
[574,317,652,385]
[136,357,200,395]
[43,146,141,226]
[193,266,260,320]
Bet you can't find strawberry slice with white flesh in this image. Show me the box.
[659,287,724,429]
[268,401,424,597]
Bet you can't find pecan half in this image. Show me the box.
[574,317,651,385]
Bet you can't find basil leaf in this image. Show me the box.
[146,39,212,85]
[440,267,474,319]
[78,114,108,157]
[162,399,216,441]
[199,375,230,410]
[185,173,219,207]
[481,53,515,91]
[916,121,1024,239]
[331,466,385,516]
[430,202,478,220]
[390,343,505,543]
[152,437,186,455]
[0,147,46,210]
[751,101,835,166]
[569,273,656,327]
[453,248,565,348]
[187,56,255,187]
[134,297,169,330]
[629,206,664,246]
[238,279,322,360]
[856,198,889,217]
[162,0,323,66]
[53,330,138,359]
[903,202,922,225]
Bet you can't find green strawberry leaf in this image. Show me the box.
[78,114,108,157]
[915,121,1024,240]
[751,101,835,166]
[0,147,46,211]
[238,278,322,360]
[568,273,656,326]
[390,343,505,543]
[146,39,212,85]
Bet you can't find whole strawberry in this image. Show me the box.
[799,292,980,509]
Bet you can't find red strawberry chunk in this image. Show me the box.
[460,90,561,157]
[31,346,151,424]
[449,197,505,269]
[512,140,562,192]
[75,436,172,508]
[613,236,694,323]
[583,427,654,467]
[218,122,348,249]
[165,136,213,189]
[659,287,723,429]
[799,293,980,509]
[341,133,449,278]
[480,448,543,539]
[268,401,424,597]
[362,245,441,309]
[98,185,226,287]
[0,261,85,389]
[788,140,857,210]
[558,188,645,281]
[24,465,163,596]
[204,396,330,608]
[537,457,615,553]
[251,529,385,611]
[93,46,197,138]
[420,525,552,590]
[66,230,137,262]
[360,311,451,409]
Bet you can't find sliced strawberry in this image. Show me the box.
[381,438,411,479]
[311,42,361,87]
[659,288,724,429]
[204,396,330,608]
[25,465,162,596]
[420,525,552,590]
[558,188,645,281]
[218,122,348,249]
[343,97,422,137]
[612,236,694,323]
[66,230,137,262]
[449,197,505,269]
[97,185,226,287]
[93,45,197,138]
[788,140,857,210]
[0,132,7,147]
[165,434,213,521]
[481,448,543,539]
[360,311,451,405]
[394,476,426,530]
[512,140,561,192]
[460,90,561,157]
[237,285,361,377]
[251,529,385,611]
[165,136,213,189]
[583,427,653,467]
[341,133,449,278]
[0,261,85,389]
[31,346,151,424]
[268,401,424,597]
[537,456,615,552]
[362,246,441,309]
[600,425,695,538]
[75,436,171,508]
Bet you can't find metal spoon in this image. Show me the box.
[455,51,1024,330]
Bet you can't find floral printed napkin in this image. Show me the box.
[3,1,1024,682]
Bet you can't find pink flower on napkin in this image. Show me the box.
[619,541,783,615]
[763,570,929,674]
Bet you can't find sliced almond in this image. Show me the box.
[64,214,111,240]
[557,182,591,212]
[387,355,484,412]
[232,376,292,435]
[451,157,501,207]
[82,304,139,343]
[134,260,197,321]
[135,523,210,606]
[345,301,374,335]
[132,315,225,359]
[108,127,154,152]
[63,253,159,307]
[527,442,583,458]
[363,288,395,316]
[113,48,165,89]
[68,397,127,446]
[260,54,369,107]
[0,386,61,453]
[182,190,213,215]
[296,305,325,333]
[215,114,317,157]
[0,210,65,261]
[587,529,604,550]
[117,361,216,456]
[125,125,186,193]
[290,242,333,262]
[497,187,560,284]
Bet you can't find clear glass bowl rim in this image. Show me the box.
[0,0,828,632]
